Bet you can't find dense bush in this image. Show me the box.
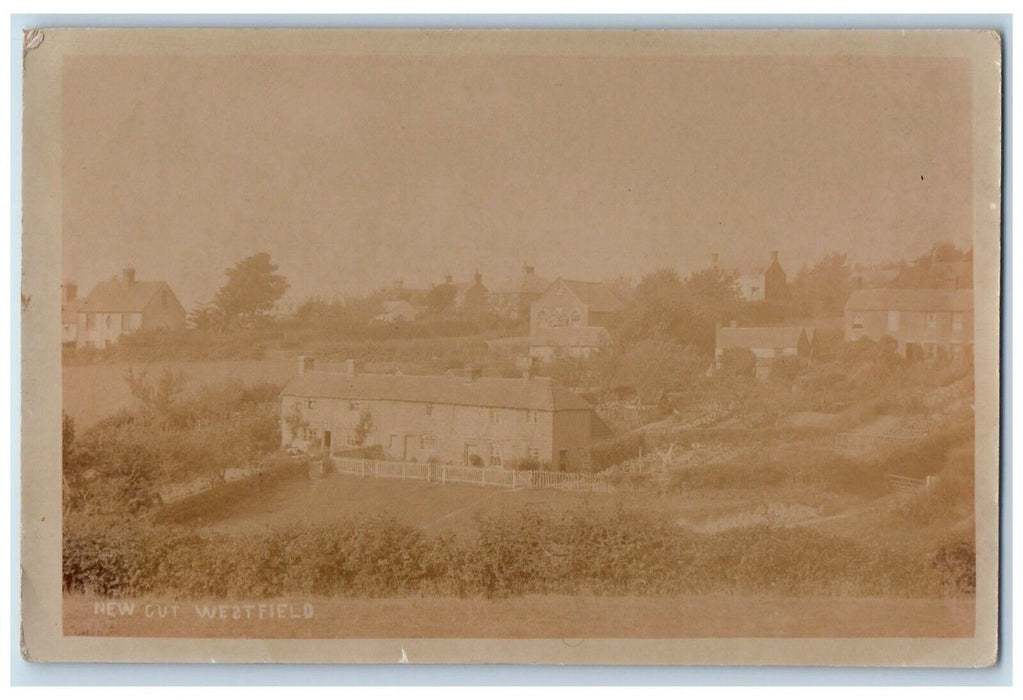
[589,433,646,472]
[63,509,969,600]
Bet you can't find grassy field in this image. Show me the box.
[64,593,974,639]
[157,469,776,539]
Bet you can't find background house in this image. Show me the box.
[715,324,811,379]
[844,288,973,361]
[489,264,550,322]
[374,299,424,324]
[75,267,187,348]
[281,357,600,471]
[529,326,611,361]
[733,251,788,303]
[530,278,624,331]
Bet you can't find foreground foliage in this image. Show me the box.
[64,508,974,600]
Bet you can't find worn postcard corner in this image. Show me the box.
[20,27,1002,666]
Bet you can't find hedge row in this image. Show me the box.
[64,510,974,600]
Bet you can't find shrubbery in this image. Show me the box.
[63,509,971,600]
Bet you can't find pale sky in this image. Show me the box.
[62,54,973,310]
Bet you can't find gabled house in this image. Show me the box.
[75,267,187,349]
[529,278,625,361]
[530,278,625,332]
[280,357,602,471]
[735,251,788,303]
[844,288,973,361]
[490,264,551,321]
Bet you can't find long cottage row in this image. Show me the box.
[280,358,610,471]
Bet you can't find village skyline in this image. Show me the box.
[61,53,972,311]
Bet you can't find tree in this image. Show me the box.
[789,252,851,319]
[426,282,457,314]
[211,252,289,326]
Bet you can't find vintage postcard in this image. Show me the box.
[21,28,1002,665]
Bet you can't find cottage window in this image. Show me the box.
[389,434,397,449]
[953,314,964,334]
[349,401,360,412]
[529,448,540,461]
[422,435,436,449]
[104,315,112,329]
[306,399,315,409]
[527,410,539,424]
[122,313,130,329]
[86,314,95,330]
[302,427,318,442]
[926,313,937,331]
[425,403,433,416]
[852,314,864,330]
[489,408,499,424]
[347,432,359,447]
[887,311,900,332]
[490,445,502,467]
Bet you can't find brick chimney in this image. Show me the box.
[710,252,719,268]
[298,356,315,375]
[123,266,136,286]
[474,271,483,286]
[445,273,453,285]
[770,250,780,264]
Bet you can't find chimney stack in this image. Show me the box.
[710,253,719,268]
[298,356,315,376]
[445,273,453,285]
[62,282,77,304]
[474,271,483,286]
[771,250,780,264]
[465,366,483,384]
[523,264,535,275]
[123,266,136,286]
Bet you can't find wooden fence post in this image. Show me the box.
[441,465,446,485]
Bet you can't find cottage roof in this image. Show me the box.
[716,325,807,350]
[845,288,973,313]
[531,326,610,348]
[282,370,593,411]
[550,279,626,314]
[77,278,178,314]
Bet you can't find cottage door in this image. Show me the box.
[404,435,416,460]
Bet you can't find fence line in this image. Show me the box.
[331,457,651,494]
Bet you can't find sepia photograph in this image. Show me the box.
[20,27,1002,665]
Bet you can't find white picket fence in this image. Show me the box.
[331,457,645,494]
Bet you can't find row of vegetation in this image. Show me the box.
[63,508,975,601]
[62,372,282,515]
